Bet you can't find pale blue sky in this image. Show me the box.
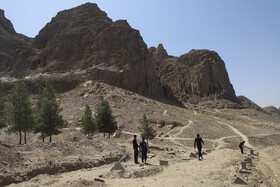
[1,0,279,107]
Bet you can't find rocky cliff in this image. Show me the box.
[0,4,164,99]
[1,3,239,105]
[0,10,34,76]
[150,44,239,104]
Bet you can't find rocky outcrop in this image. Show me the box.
[1,3,239,106]
[150,44,239,104]
[0,10,34,76]
[0,4,164,99]
[237,96,265,112]
[263,106,280,115]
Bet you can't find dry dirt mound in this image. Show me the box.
[0,133,125,186]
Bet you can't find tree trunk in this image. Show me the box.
[49,134,52,143]
[109,133,110,139]
[24,131,27,144]
[19,130,22,145]
[103,133,105,137]
[42,132,45,142]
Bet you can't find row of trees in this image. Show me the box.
[1,79,156,144]
[0,79,67,144]
[80,100,156,144]
[81,97,118,138]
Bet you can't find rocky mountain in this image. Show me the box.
[263,106,280,116]
[0,10,34,76]
[150,44,239,104]
[237,96,265,112]
[0,4,164,99]
[1,3,239,105]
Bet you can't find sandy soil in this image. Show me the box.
[1,81,280,186]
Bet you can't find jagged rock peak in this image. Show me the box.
[0,9,16,34]
[149,43,169,62]
[178,49,222,65]
[34,3,112,49]
[237,96,265,112]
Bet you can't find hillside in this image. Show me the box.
[1,81,280,186]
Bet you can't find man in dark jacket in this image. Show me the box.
[140,138,148,163]
[194,134,204,160]
[239,141,245,154]
[132,135,139,164]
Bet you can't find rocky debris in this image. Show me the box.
[110,162,125,171]
[198,99,242,109]
[238,96,265,112]
[263,106,280,116]
[150,44,239,105]
[233,177,248,185]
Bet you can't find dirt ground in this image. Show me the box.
[1,81,280,186]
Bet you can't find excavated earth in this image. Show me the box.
[1,81,280,187]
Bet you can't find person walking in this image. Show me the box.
[239,141,245,154]
[194,134,204,160]
[132,135,139,164]
[140,138,148,163]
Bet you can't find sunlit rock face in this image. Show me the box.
[150,44,239,104]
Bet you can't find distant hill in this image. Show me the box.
[237,96,265,112]
[263,106,280,115]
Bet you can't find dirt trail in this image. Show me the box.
[216,120,254,149]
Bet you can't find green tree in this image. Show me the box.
[81,104,96,136]
[0,80,6,129]
[6,79,34,144]
[94,96,117,138]
[33,87,47,142]
[35,80,67,143]
[138,114,156,145]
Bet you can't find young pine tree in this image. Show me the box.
[0,80,6,129]
[138,114,156,145]
[94,96,117,138]
[6,79,34,144]
[81,104,96,136]
[36,80,67,143]
[33,87,47,142]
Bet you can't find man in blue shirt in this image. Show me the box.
[140,138,147,163]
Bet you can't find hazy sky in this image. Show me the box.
[1,0,280,107]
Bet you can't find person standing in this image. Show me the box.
[194,134,204,160]
[239,141,245,154]
[140,138,148,163]
[132,135,139,164]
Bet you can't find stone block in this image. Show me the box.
[160,160,168,165]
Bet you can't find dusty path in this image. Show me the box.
[8,149,243,187]
[216,120,254,149]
